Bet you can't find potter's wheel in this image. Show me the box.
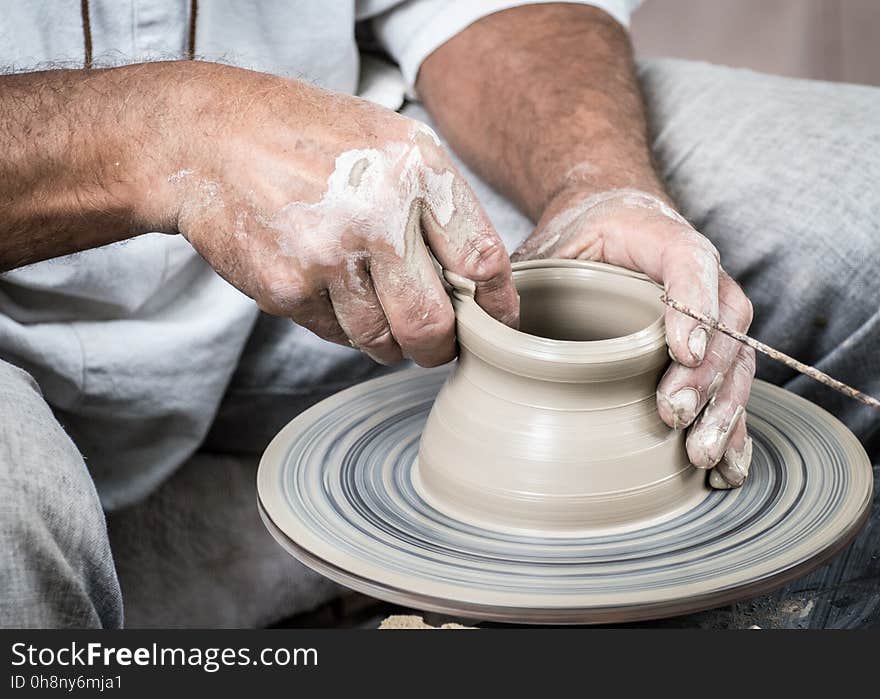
[257,365,872,624]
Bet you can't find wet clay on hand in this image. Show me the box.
[417,259,708,535]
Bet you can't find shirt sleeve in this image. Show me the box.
[371,0,642,90]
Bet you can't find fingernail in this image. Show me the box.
[707,372,725,399]
[718,435,753,487]
[688,326,708,363]
[709,468,734,490]
[686,404,745,468]
[501,295,521,328]
[668,387,699,429]
[729,404,746,432]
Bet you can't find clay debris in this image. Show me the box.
[378,615,475,630]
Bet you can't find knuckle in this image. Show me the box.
[742,294,755,328]
[257,267,309,314]
[667,229,719,260]
[730,286,754,329]
[461,232,509,281]
[311,318,347,344]
[734,345,757,377]
[353,320,395,351]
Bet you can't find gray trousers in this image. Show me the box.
[2,59,878,628]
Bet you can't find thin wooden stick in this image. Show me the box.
[661,294,880,411]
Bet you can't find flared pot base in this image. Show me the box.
[411,456,710,538]
[418,259,700,535]
[257,366,873,624]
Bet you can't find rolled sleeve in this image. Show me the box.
[372,0,641,90]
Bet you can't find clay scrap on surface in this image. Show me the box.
[379,615,475,630]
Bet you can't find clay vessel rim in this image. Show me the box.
[445,259,667,366]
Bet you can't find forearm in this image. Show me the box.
[417,2,667,222]
[0,62,196,271]
[0,51,519,367]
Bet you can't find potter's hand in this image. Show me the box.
[512,188,755,489]
[167,64,518,367]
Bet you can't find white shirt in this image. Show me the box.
[0,0,639,508]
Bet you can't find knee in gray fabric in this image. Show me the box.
[0,359,122,628]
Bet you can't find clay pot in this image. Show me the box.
[416,259,708,536]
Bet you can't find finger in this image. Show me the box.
[709,415,754,489]
[370,239,457,368]
[419,168,519,328]
[327,258,403,365]
[656,272,753,429]
[686,343,757,469]
[283,292,349,345]
[252,263,350,345]
[660,240,719,367]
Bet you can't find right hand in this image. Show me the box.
[512,186,756,489]
[157,63,519,366]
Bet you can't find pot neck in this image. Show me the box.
[445,260,668,384]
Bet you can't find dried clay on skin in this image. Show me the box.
[515,187,693,260]
[710,435,754,489]
[167,129,465,318]
[661,387,700,430]
[687,401,745,469]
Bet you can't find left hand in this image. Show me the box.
[512,187,756,489]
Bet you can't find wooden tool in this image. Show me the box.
[662,294,880,411]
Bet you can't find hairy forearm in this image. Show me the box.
[417,2,667,222]
[0,62,195,271]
